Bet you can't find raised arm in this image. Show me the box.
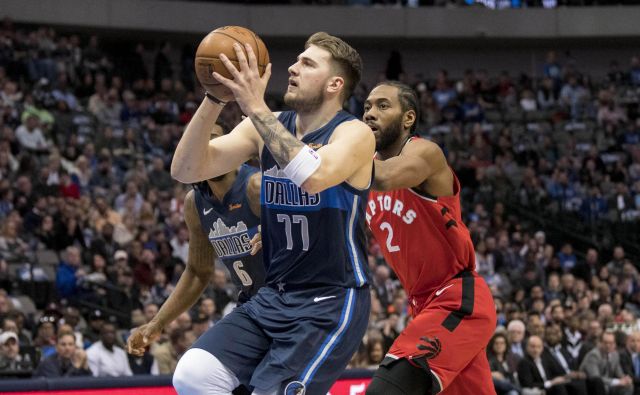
[374,138,448,192]
[212,43,374,194]
[170,97,260,184]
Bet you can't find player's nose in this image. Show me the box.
[287,62,299,76]
[364,110,376,122]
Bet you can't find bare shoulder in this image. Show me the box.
[332,119,374,144]
[404,137,445,161]
[184,189,195,208]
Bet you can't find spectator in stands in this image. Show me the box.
[372,264,395,310]
[544,324,597,395]
[15,114,49,153]
[86,322,132,377]
[55,245,84,299]
[580,331,633,395]
[2,313,31,346]
[629,56,640,87]
[198,297,218,327]
[517,335,571,395]
[83,309,105,344]
[151,327,194,375]
[169,225,188,264]
[619,331,640,395]
[0,331,32,375]
[33,332,91,377]
[32,314,58,359]
[507,319,526,359]
[191,313,209,339]
[487,332,521,395]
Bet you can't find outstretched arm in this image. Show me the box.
[374,138,448,191]
[127,189,217,357]
[149,190,215,327]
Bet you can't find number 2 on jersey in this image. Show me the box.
[277,214,310,251]
[380,222,400,252]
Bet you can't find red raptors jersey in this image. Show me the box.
[367,167,476,305]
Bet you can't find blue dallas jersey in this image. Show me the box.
[193,165,266,302]
[260,110,371,289]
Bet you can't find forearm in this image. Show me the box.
[149,266,210,328]
[171,98,224,182]
[248,107,304,169]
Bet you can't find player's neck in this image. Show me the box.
[295,102,342,137]
[377,132,411,161]
[206,172,237,202]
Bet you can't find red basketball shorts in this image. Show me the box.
[386,271,497,394]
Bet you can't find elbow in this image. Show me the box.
[373,174,394,191]
[170,161,197,184]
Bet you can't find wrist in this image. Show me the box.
[245,102,270,118]
[204,92,227,107]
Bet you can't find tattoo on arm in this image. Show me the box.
[249,111,304,168]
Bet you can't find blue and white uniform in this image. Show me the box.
[192,164,265,303]
[192,111,371,395]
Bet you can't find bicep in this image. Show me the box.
[374,154,431,191]
[374,139,447,191]
[305,123,374,192]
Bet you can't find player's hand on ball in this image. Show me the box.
[127,322,162,356]
[213,43,272,115]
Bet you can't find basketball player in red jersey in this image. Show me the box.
[363,81,497,395]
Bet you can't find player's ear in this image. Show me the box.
[327,76,344,96]
[403,110,416,131]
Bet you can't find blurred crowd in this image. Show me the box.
[171,0,640,8]
[0,18,639,395]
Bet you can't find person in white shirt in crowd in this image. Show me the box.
[86,322,132,377]
[169,225,189,264]
[15,114,49,153]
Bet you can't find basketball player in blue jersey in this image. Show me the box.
[127,126,264,395]
[170,32,375,395]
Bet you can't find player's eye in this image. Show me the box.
[379,103,389,110]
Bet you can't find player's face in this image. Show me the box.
[363,85,404,151]
[284,45,332,113]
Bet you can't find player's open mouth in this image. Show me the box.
[288,79,298,87]
[367,123,378,132]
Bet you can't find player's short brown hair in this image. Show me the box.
[305,32,362,101]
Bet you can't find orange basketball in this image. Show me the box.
[195,26,270,99]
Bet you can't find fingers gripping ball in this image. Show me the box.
[195,26,270,99]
